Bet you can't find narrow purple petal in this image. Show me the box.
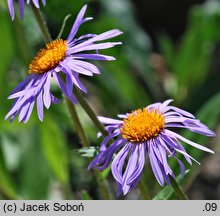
[65,59,94,76]
[174,139,192,165]
[65,74,73,98]
[18,101,31,122]
[100,130,120,151]
[52,71,78,104]
[30,0,40,8]
[148,141,164,186]
[146,102,162,110]
[122,145,139,194]
[111,143,132,184]
[176,158,185,177]
[7,0,15,20]
[51,93,60,104]
[42,0,46,6]
[69,34,97,46]
[163,111,183,117]
[70,42,122,53]
[160,99,173,110]
[127,144,146,184]
[165,123,215,137]
[18,0,25,20]
[72,54,116,61]
[98,116,123,125]
[88,138,125,170]
[163,106,195,119]
[70,72,87,93]
[156,140,173,175]
[23,101,35,123]
[43,73,51,109]
[161,131,200,164]
[60,62,87,93]
[6,94,33,119]
[165,129,214,154]
[71,29,123,51]
[10,75,33,94]
[69,59,100,75]
[37,91,44,121]
[67,5,88,41]
[8,88,35,99]
[97,138,125,170]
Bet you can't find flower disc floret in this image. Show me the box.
[120,109,165,142]
[29,39,68,74]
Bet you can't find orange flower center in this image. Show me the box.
[120,108,165,142]
[29,39,68,74]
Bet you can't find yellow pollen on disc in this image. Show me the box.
[29,39,68,74]
[120,108,165,142]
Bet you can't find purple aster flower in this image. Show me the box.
[88,99,215,196]
[7,0,46,20]
[5,5,122,123]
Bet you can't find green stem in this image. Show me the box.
[65,97,111,199]
[62,183,74,200]
[74,89,109,137]
[169,175,188,200]
[95,170,111,200]
[65,99,89,147]
[14,17,31,69]
[138,179,150,200]
[0,188,17,200]
[31,3,52,43]
[65,96,111,199]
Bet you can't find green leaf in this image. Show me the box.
[0,144,17,199]
[99,166,111,180]
[159,34,175,68]
[39,116,69,184]
[19,128,51,199]
[169,93,220,177]
[81,190,93,200]
[182,92,220,164]
[197,92,220,128]
[153,170,189,200]
[56,14,72,39]
[160,1,220,102]
[0,0,8,9]
[78,146,98,158]
[0,10,15,112]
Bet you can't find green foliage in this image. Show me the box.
[81,190,93,200]
[160,0,220,101]
[39,116,69,185]
[19,128,51,199]
[78,146,98,158]
[0,146,17,199]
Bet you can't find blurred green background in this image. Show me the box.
[0,0,220,200]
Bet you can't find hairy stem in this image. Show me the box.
[74,89,108,137]
[138,179,150,200]
[169,175,188,200]
[31,3,52,43]
[65,99,90,147]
